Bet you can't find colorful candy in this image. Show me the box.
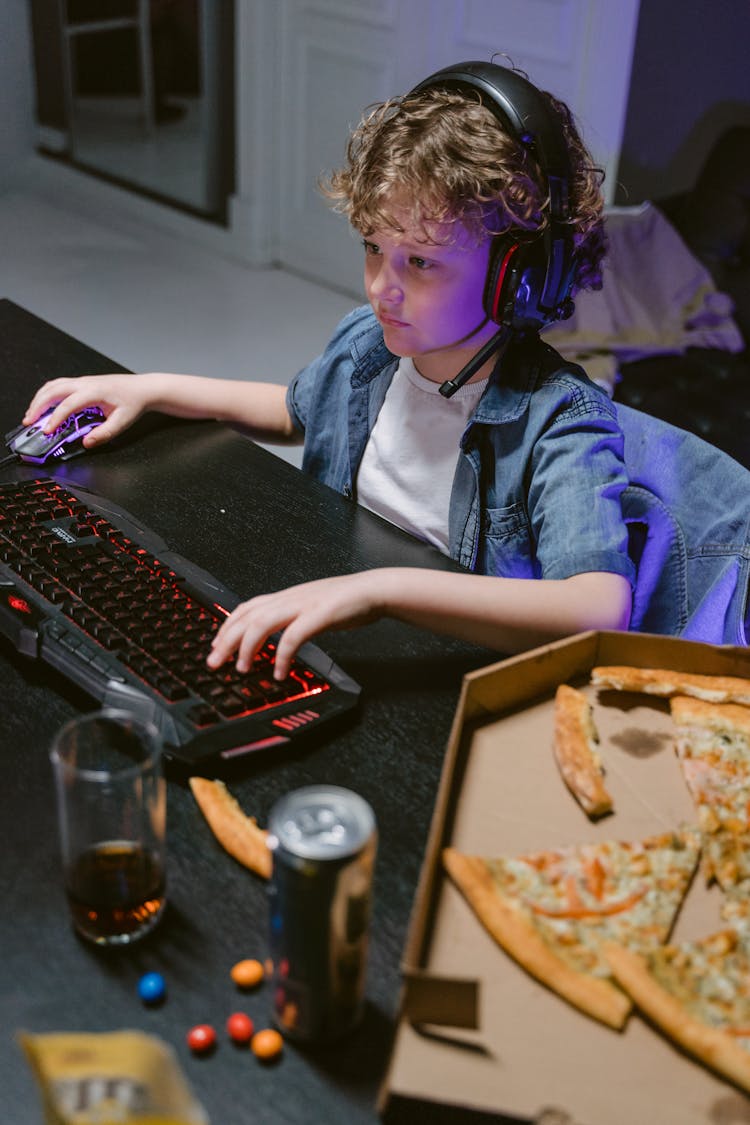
[137,972,166,1005]
[134,960,282,1064]
[251,1028,284,1061]
[230,958,264,988]
[186,1024,217,1054]
[226,1012,255,1044]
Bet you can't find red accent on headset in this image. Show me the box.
[490,243,519,323]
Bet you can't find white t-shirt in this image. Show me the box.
[356,357,488,552]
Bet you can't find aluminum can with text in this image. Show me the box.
[267,785,377,1043]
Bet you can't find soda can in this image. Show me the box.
[267,785,377,1043]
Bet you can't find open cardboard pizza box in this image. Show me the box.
[380,631,750,1124]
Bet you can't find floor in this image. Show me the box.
[0,158,357,468]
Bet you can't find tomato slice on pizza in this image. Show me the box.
[443,827,700,1029]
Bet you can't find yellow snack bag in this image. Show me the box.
[19,1030,209,1125]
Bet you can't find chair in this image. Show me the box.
[58,0,155,136]
[615,127,750,470]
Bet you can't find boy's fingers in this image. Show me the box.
[23,395,58,426]
[207,600,290,672]
[41,405,75,433]
[24,379,77,423]
[82,424,111,447]
[39,392,95,432]
[207,615,253,668]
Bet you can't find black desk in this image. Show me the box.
[0,300,498,1124]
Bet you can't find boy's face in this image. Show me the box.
[361,206,499,382]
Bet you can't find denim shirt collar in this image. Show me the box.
[468,345,538,424]
[347,316,541,437]
[349,318,395,386]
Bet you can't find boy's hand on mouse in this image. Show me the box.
[207,572,384,680]
[23,375,150,447]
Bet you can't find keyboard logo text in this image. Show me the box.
[51,525,77,545]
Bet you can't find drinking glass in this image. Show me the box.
[50,709,167,945]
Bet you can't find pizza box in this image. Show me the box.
[380,630,750,1124]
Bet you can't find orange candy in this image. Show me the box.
[251,1028,284,1061]
[230,958,264,988]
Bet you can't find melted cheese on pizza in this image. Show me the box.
[647,929,750,1038]
[485,829,700,978]
[671,697,750,888]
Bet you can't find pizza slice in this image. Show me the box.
[607,928,750,1094]
[591,665,750,706]
[670,696,750,889]
[443,827,700,1030]
[189,777,272,879]
[552,684,613,819]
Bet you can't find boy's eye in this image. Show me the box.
[362,239,380,256]
[409,256,432,270]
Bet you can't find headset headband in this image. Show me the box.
[410,60,575,314]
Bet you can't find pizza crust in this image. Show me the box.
[189,777,272,879]
[591,666,750,706]
[443,847,631,1029]
[670,694,750,739]
[606,943,750,1095]
[553,684,613,819]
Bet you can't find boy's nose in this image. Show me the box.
[366,255,402,299]
[368,262,402,303]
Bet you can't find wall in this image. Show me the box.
[10,1,750,217]
[615,0,750,204]
[0,0,36,187]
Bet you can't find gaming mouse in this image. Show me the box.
[5,406,106,465]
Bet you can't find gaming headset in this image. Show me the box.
[409,61,578,396]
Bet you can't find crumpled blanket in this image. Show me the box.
[542,201,745,394]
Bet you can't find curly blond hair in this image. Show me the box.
[324,83,607,292]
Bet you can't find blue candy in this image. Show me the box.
[138,971,166,1004]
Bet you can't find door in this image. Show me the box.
[270,0,641,296]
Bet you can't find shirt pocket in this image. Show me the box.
[479,501,540,578]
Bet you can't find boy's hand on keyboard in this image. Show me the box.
[23,375,149,447]
[207,572,384,680]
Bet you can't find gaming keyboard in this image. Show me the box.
[0,476,360,766]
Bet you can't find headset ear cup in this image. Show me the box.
[484,235,558,329]
[483,239,519,326]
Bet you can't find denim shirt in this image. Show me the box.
[287,306,750,645]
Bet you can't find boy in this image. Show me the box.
[23,62,750,677]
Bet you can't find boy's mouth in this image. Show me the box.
[378,312,410,328]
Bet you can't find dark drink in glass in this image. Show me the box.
[65,840,166,944]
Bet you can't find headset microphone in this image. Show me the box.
[439,327,509,398]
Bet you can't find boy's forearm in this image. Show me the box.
[146,374,297,439]
[373,568,632,653]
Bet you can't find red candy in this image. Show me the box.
[186,1024,217,1053]
[226,1011,255,1044]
